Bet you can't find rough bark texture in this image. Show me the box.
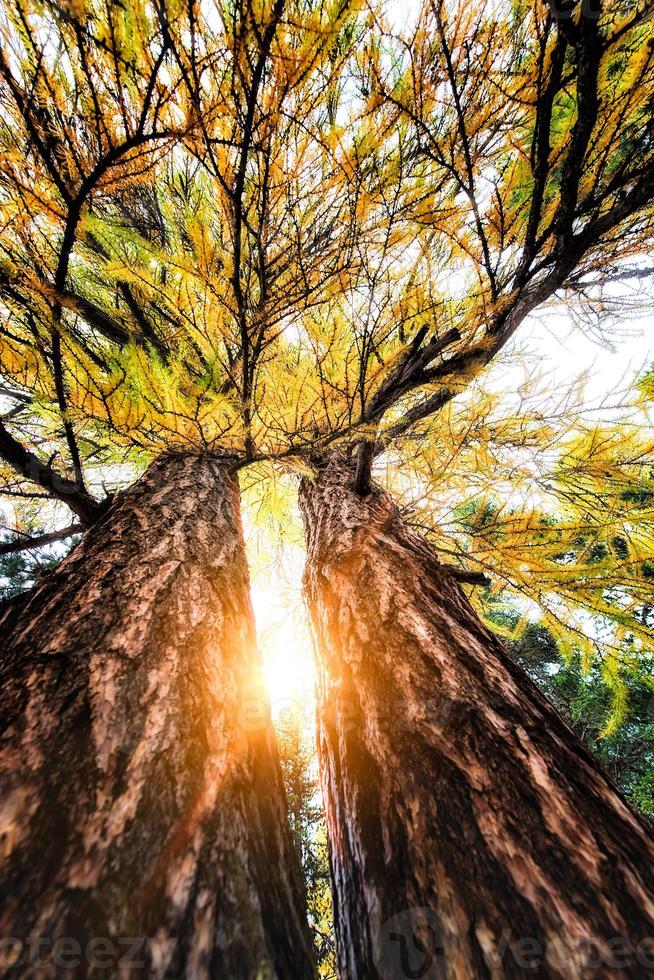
[0,453,315,979]
[299,458,654,980]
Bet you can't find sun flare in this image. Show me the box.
[251,584,315,718]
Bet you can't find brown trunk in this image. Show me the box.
[0,453,314,979]
[299,458,654,980]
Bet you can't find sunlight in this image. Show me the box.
[251,583,315,719]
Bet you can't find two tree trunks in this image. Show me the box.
[0,453,314,979]
[299,458,654,980]
[4,446,654,980]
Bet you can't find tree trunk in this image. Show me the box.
[0,453,315,979]
[299,458,654,980]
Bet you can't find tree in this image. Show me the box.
[0,454,315,975]
[298,380,654,975]
[297,366,654,973]
[0,0,367,957]
[300,456,654,978]
[3,0,654,973]
[295,2,654,972]
[0,523,79,600]
[275,705,336,978]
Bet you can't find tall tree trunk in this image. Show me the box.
[299,458,654,980]
[0,453,315,979]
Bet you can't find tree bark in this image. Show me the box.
[0,453,315,979]
[299,458,654,980]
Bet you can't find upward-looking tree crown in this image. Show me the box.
[1,0,654,699]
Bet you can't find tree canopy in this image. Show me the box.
[2,0,654,696]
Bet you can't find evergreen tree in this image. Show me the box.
[2,0,654,973]
[275,706,336,978]
[508,621,654,821]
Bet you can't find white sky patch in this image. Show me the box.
[506,308,653,404]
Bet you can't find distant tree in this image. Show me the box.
[0,524,78,599]
[504,618,654,819]
[387,371,654,727]
[275,706,336,979]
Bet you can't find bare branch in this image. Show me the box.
[0,420,105,526]
[0,523,82,556]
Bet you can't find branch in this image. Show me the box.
[379,270,570,447]
[0,49,73,204]
[85,233,169,358]
[434,5,497,300]
[440,564,491,587]
[61,290,132,346]
[230,0,285,454]
[576,163,654,247]
[366,326,461,422]
[514,27,567,285]
[0,265,133,349]
[0,420,105,526]
[0,386,31,403]
[0,523,82,556]
[554,3,602,245]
